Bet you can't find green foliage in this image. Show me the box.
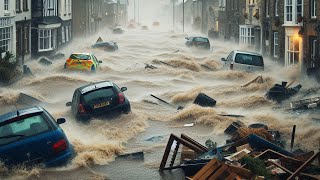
[205,139,217,150]
[0,49,21,83]
[242,157,272,179]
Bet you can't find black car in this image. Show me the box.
[185,36,211,50]
[91,41,119,52]
[66,81,131,122]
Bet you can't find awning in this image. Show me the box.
[33,16,63,25]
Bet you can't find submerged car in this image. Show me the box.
[221,50,264,71]
[0,106,74,167]
[91,41,118,52]
[66,81,131,122]
[64,53,102,72]
[185,36,211,50]
[113,27,124,34]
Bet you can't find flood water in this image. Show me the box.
[0,28,319,180]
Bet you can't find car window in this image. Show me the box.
[227,51,234,61]
[83,87,115,103]
[235,53,264,66]
[70,54,90,60]
[92,55,98,63]
[194,37,208,43]
[0,114,51,145]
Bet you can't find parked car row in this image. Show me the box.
[0,80,131,168]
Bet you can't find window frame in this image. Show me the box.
[0,27,11,52]
[4,0,9,11]
[311,0,316,19]
[16,0,22,12]
[275,0,279,16]
[273,32,279,58]
[38,29,56,52]
[23,0,28,11]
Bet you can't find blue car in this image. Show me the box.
[0,106,74,168]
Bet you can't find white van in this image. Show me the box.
[221,50,264,71]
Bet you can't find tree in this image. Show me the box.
[0,49,21,83]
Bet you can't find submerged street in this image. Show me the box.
[0,28,319,179]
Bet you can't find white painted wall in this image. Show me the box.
[59,0,72,20]
[15,0,32,21]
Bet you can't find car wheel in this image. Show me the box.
[91,65,96,73]
[123,104,131,114]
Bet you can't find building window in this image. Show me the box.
[297,0,303,18]
[275,0,279,16]
[68,0,71,14]
[24,26,29,53]
[61,27,65,43]
[285,0,293,22]
[64,0,67,14]
[43,0,57,16]
[66,26,69,42]
[39,29,56,51]
[310,38,317,68]
[0,27,11,52]
[23,0,28,11]
[4,0,9,11]
[274,32,279,57]
[286,36,300,66]
[16,0,22,12]
[311,0,316,18]
[266,0,270,17]
[239,26,255,45]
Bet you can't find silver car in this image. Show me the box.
[221,50,264,71]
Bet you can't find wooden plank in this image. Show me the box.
[159,134,208,170]
[226,172,241,180]
[181,133,208,152]
[288,151,320,180]
[208,164,229,180]
[192,159,219,180]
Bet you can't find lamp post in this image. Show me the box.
[183,0,185,32]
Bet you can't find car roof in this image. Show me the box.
[234,50,263,56]
[78,81,114,94]
[0,106,44,124]
[191,36,208,39]
[71,53,92,56]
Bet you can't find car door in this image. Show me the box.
[92,55,99,68]
[71,91,80,116]
[223,51,234,69]
[0,114,57,167]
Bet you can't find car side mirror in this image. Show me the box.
[66,102,72,106]
[121,87,127,92]
[221,58,226,61]
[57,118,66,125]
[185,37,188,40]
[99,60,102,63]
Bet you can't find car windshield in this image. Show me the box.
[0,114,51,146]
[194,37,208,43]
[235,53,264,66]
[83,87,115,103]
[70,54,90,60]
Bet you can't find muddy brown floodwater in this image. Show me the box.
[0,28,319,180]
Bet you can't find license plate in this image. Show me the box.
[93,101,110,108]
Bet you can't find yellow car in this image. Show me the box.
[64,53,102,72]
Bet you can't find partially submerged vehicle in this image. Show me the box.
[221,50,264,72]
[0,106,74,168]
[91,41,118,52]
[66,81,131,122]
[113,27,125,34]
[185,36,211,50]
[64,53,102,72]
